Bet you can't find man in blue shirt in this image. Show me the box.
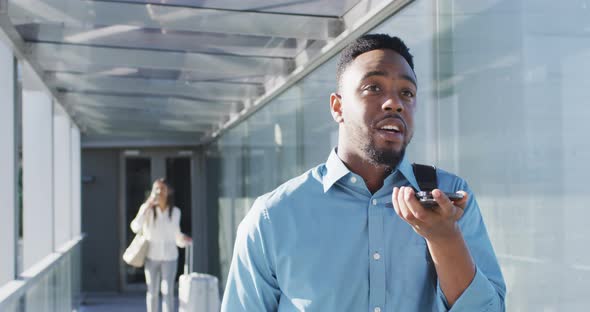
[221,34,506,311]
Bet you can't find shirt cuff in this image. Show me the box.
[436,266,503,312]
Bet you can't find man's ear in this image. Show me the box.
[330,93,344,123]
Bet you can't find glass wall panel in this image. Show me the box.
[371,0,438,166]
[246,86,303,198]
[434,1,590,310]
[217,122,248,287]
[209,1,590,310]
[301,57,339,168]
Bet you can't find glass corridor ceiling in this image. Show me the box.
[1,0,366,146]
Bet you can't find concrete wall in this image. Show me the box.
[81,149,120,292]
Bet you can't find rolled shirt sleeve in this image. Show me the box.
[437,266,505,312]
[435,178,506,312]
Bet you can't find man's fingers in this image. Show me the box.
[454,190,469,209]
[393,187,427,223]
[403,187,428,221]
[394,187,414,221]
[392,187,401,215]
[432,189,455,216]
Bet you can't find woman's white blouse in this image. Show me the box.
[130,204,187,261]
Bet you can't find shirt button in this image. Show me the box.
[374,307,381,312]
[372,199,377,205]
[373,252,381,260]
[350,176,357,183]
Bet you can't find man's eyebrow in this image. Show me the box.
[361,70,387,81]
[361,70,417,88]
[401,73,417,88]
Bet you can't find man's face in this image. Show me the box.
[331,49,417,167]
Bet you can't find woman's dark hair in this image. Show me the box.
[151,178,174,220]
[336,34,414,91]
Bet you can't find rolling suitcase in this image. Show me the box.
[178,244,220,312]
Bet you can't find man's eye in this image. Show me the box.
[363,85,381,92]
[402,90,415,98]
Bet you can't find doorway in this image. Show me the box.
[120,150,193,291]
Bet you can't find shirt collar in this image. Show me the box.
[322,148,421,192]
[323,149,350,193]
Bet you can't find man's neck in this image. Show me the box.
[337,149,393,193]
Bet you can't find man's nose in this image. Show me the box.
[382,96,403,113]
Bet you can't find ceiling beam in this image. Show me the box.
[17,24,303,58]
[58,92,237,114]
[8,0,343,40]
[70,102,228,119]
[81,125,206,140]
[29,42,293,75]
[78,113,215,131]
[46,73,264,101]
[81,136,203,148]
[71,104,226,123]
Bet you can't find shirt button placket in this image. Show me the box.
[368,197,385,311]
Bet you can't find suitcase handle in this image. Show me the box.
[184,242,193,275]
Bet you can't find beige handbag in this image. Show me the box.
[122,232,149,268]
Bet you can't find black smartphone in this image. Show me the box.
[415,191,464,208]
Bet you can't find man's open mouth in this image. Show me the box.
[378,124,401,133]
[375,117,405,134]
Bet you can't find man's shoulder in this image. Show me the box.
[432,166,469,191]
[240,164,324,229]
[258,164,325,207]
[434,166,462,180]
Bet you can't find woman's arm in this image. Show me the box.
[174,208,192,247]
[130,202,151,233]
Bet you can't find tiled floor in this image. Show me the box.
[79,292,179,312]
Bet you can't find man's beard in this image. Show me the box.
[363,137,406,169]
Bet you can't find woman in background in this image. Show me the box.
[131,178,192,312]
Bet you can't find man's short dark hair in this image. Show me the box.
[336,34,414,90]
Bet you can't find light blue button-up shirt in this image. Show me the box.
[222,149,506,312]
